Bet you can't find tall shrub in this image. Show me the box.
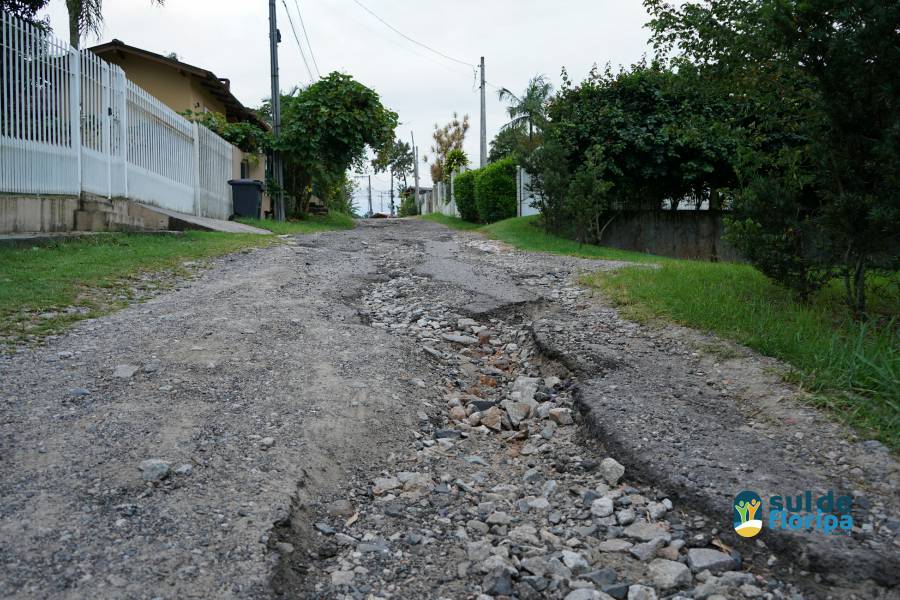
[475,158,517,223]
[454,170,479,222]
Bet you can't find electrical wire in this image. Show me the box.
[292,0,321,78]
[280,0,316,84]
[349,0,474,68]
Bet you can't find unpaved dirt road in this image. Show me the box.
[1,219,897,600]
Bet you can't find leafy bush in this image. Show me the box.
[399,191,418,217]
[454,170,479,222]
[475,158,517,223]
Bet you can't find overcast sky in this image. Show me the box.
[39,0,654,213]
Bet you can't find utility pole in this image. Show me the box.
[268,0,285,221]
[389,167,395,216]
[411,131,420,214]
[479,56,487,168]
[367,175,373,217]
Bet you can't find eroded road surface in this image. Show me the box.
[1,219,897,600]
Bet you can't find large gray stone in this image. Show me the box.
[138,459,170,482]
[599,457,625,485]
[591,496,614,517]
[502,397,535,427]
[511,376,541,401]
[686,548,737,573]
[648,558,691,590]
[627,585,658,600]
[623,522,672,542]
[565,590,615,600]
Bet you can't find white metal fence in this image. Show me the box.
[0,11,236,218]
[516,166,541,217]
[419,179,459,217]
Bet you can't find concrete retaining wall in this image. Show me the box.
[593,210,742,261]
[0,195,80,233]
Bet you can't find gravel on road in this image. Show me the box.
[1,219,896,600]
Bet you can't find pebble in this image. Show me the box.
[112,364,139,379]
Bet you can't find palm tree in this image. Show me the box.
[496,75,553,143]
[66,0,164,49]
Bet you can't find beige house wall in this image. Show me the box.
[101,53,227,115]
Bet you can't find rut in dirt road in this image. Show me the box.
[1,219,897,600]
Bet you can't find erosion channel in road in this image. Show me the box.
[1,219,896,600]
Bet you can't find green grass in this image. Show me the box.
[422,213,899,448]
[422,214,656,262]
[237,212,356,234]
[481,216,657,262]
[0,232,276,345]
[585,262,899,449]
[419,213,483,231]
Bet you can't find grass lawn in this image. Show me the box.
[0,231,277,346]
[421,214,654,262]
[419,213,483,231]
[236,212,355,234]
[422,212,899,448]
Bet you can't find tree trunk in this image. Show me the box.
[66,0,81,49]
[709,188,720,211]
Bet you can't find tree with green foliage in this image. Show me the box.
[322,173,356,214]
[398,189,418,217]
[180,110,270,154]
[276,73,397,216]
[2,0,49,28]
[425,113,469,184]
[373,139,414,215]
[531,62,736,238]
[488,126,535,164]
[645,0,900,314]
[497,75,553,144]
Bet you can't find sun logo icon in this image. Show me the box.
[733,491,763,538]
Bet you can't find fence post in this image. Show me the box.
[101,63,112,198]
[516,165,522,217]
[192,121,201,217]
[121,71,128,199]
[69,48,82,195]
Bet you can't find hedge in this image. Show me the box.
[454,170,479,222]
[475,157,517,223]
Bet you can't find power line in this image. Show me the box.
[292,0,321,78]
[281,0,315,83]
[350,0,474,68]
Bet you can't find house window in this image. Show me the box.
[240,160,249,179]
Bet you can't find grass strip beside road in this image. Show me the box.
[0,232,277,346]
[587,262,899,449]
[421,213,899,448]
[236,212,356,234]
[420,214,654,262]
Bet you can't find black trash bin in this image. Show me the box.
[228,179,264,219]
